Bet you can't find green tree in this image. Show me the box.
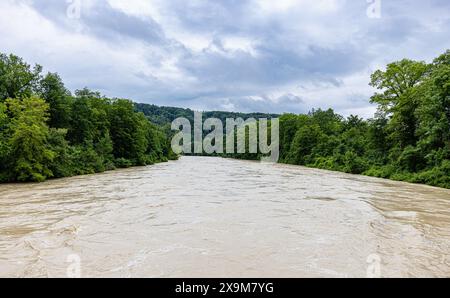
[68,89,110,145]
[0,53,42,101]
[286,123,324,165]
[370,59,428,149]
[366,112,390,163]
[6,96,55,182]
[0,54,177,184]
[47,128,72,178]
[38,73,71,128]
[415,51,450,159]
[0,102,10,181]
[279,114,303,162]
[109,99,147,165]
[310,109,343,136]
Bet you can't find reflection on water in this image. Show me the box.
[0,156,449,277]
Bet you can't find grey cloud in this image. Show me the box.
[29,0,166,44]
[178,41,368,94]
[1,0,448,116]
[159,0,254,34]
[193,93,307,114]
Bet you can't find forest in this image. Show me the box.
[275,51,450,189]
[1,51,449,188]
[135,103,277,127]
[0,53,177,183]
[138,51,450,189]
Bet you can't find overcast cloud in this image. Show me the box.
[1,0,449,117]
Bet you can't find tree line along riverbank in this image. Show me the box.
[0,53,177,183]
[137,50,450,189]
[1,51,449,188]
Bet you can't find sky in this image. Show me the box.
[0,0,449,117]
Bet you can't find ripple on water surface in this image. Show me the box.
[0,157,449,277]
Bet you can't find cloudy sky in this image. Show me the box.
[1,0,449,117]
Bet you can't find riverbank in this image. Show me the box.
[211,154,450,190]
[290,160,450,190]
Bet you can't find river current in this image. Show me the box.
[0,157,449,277]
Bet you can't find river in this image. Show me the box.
[0,156,449,277]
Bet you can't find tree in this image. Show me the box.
[6,96,55,182]
[142,116,165,162]
[67,90,110,145]
[109,99,147,164]
[0,54,178,183]
[47,128,72,178]
[370,59,428,149]
[279,114,303,162]
[366,112,390,162]
[416,51,450,152]
[0,102,10,181]
[310,108,343,136]
[0,53,42,101]
[413,51,450,175]
[38,72,71,128]
[286,123,324,165]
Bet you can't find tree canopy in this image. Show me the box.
[0,51,449,188]
[0,53,177,182]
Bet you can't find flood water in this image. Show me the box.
[0,156,449,277]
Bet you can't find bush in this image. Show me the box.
[364,164,396,178]
[397,145,426,172]
[114,158,133,168]
[310,156,338,171]
[342,151,368,174]
[412,160,450,188]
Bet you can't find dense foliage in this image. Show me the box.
[1,51,449,188]
[136,103,278,158]
[0,53,176,182]
[135,103,278,127]
[137,51,450,189]
[278,51,450,189]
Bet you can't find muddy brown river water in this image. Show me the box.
[0,156,449,277]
